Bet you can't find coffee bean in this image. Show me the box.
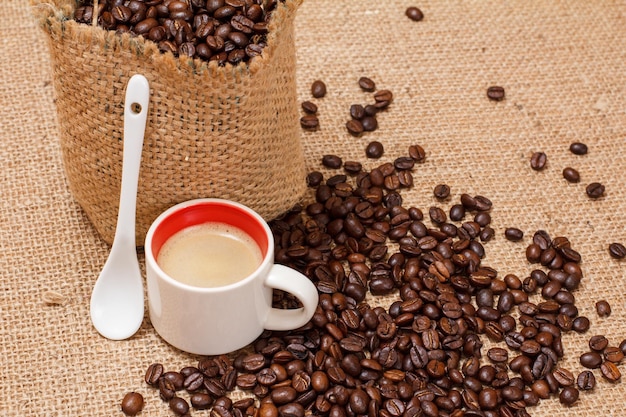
[300,114,319,130]
[486,86,505,101]
[562,167,580,183]
[373,89,393,106]
[530,151,547,170]
[361,116,378,132]
[365,141,384,159]
[609,242,626,259]
[504,227,524,242]
[559,386,579,406]
[358,77,376,92]
[408,144,426,162]
[586,182,605,198]
[589,335,609,351]
[190,392,213,410]
[121,392,144,416]
[346,119,364,136]
[405,6,424,21]
[553,367,576,387]
[433,184,450,200]
[601,361,622,382]
[350,104,365,120]
[311,80,327,98]
[604,346,625,363]
[301,101,318,114]
[112,5,133,22]
[572,316,590,333]
[487,347,509,363]
[580,351,603,369]
[169,397,190,415]
[145,363,163,386]
[569,142,588,155]
[322,154,342,169]
[595,299,611,317]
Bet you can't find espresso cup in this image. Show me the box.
[145,198,319,355]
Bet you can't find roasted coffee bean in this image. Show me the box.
[487,347,508,363]
[373,90,393,106]
[504,227,524,242]
[301,101,318,114]
[601,361,622,382]
[307,171,323,187]
[569,142,588,155]
[350,104,365,119]
[589,335,609,351]
[322,155,342,169]
[358,77,376,92]
[572,316,590,333]
[553,367,575,387]
[121,392,144,416]
[580,351,603,369]
[559,386,579,405]
[191,392,213,410]
[169,396,190,415]
[595,299,611,317]
[586,182,605,198]
[530,151,547,170]
[346,119,364,136]
[433,184,450,200]
[577,370,596,390]
[405,6,424,21]
[300,115,319,129]
[562,167,580,183]
[311,80,327,98]
[366,141,384,159]
[609,242,626,259]
[361,116,378,132]
[604,346,624,363]
[145,363,164,386]
[428,206,447,224]
[112,5,132,22]
[408,144,426,162]
[486,86,505,101]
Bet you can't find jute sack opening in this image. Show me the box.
[31,0,306,245]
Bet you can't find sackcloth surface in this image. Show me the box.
[2,1,626,416]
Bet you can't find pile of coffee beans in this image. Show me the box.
[73,0,283,65]
[125,144,625,417]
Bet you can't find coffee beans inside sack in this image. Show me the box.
[74,0,283,65]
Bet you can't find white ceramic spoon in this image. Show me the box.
[90,74,150,340]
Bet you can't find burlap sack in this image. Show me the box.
[31,0,306,245]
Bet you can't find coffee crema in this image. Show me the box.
[157,222,263,288]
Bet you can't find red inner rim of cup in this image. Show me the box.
[151,202,269,260]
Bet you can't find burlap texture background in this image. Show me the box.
[1,1,626,416]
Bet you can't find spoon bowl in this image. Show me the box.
[90,74,150,340]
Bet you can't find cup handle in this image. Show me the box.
[263,264,319,331]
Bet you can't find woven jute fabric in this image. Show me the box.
[3,1,626,416]
[30,0,306,245]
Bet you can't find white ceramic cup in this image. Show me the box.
[145,198,319,355]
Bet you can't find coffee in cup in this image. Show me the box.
[156,222,263,288]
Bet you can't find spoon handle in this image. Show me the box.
[114,74,150,248]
